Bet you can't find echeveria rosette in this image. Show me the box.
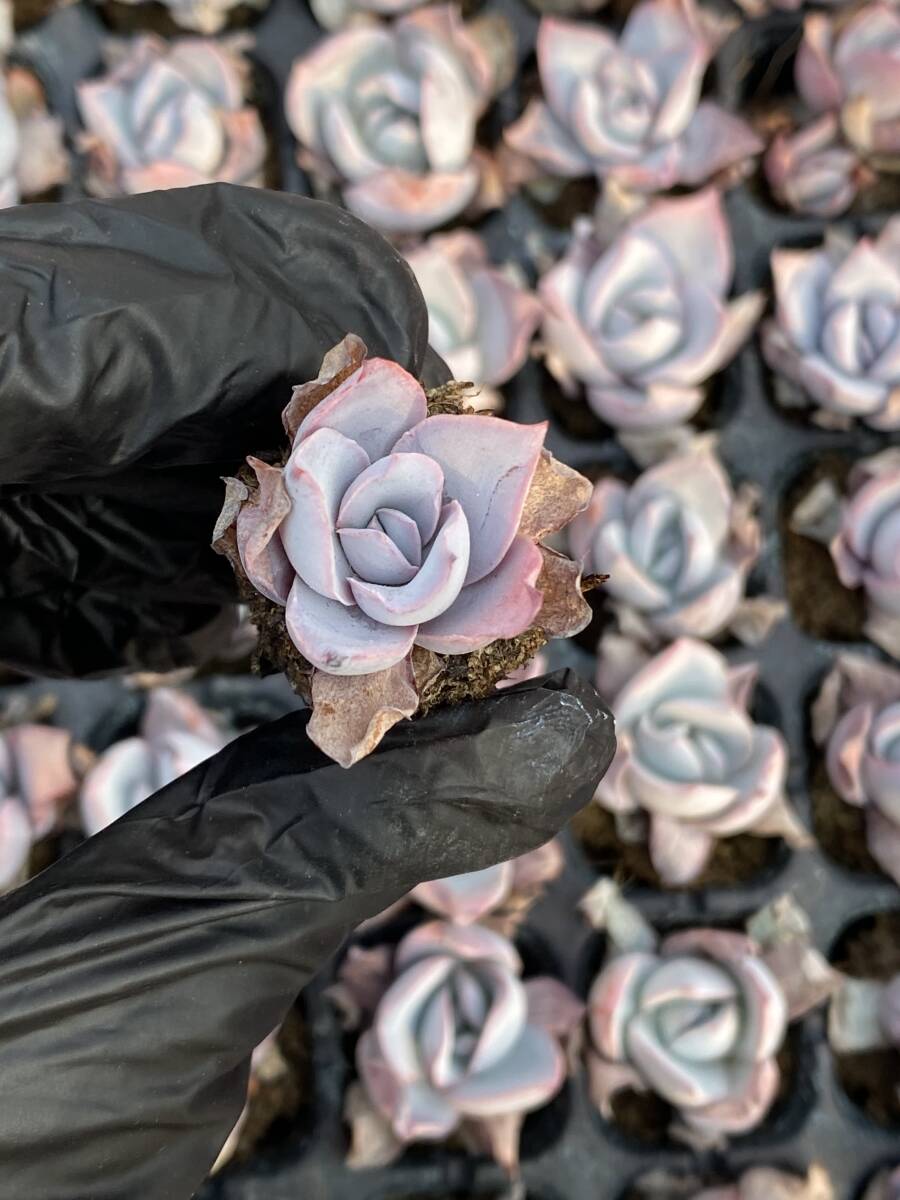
[813,654,900,885]
[765,114,870,219]
[504,0,761,194]
[213,334,593,768]
[761,224,900,434]
[690,1166,834,1200]
[0,725,76,892]
[796,5,900,165]
[405,232,542,410]
[569,443,766,645]
[77,36,265,196]
[584,888,840,1144]
[79,688,231,835]
[104,0,269,34]
[540,190,764,442]
[353,920,582,1169]
[595,639,807,886]
[285,7,501,235]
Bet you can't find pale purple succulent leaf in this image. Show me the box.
[467,961,528,1074]
[414,535,543,653]
[615,638,729,726]
[682,1058,779,1136]
[698,727,789,837]
[396,920,522,973]
[376,509,423,568]
[468,269,542,388]
[796,15,844,112]
[345,166,481,235]
[448,1023,563,1116]
[730,955,789,1061]
[350,500,470,626]
[393,415,545,584]
[419,986,457,1086]
[285,576,417,675]
[536,18,618,126]
[3,724,76,838]
[639,956,738,1007]
[339,526,418,586]
[79,737,158,836]
[676,102,763,187]
[588,951,658,1060]
[282,428,370,605]
[376,955,458,1081]
[338,452,443,546]
[524,977,585,1037]
[504,99,593,177]
[0,796,32,891]
[295,357,427,462]
[648,813,715,884]
[625,1011,737,1106]
[410,862,514,924]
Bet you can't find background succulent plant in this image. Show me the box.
[764,114,868,219]
[79,688,231,835]
[404,231,542,409]
[813,653,900,885]
[285,7,503,234]
[0,724,75,891]
[0,69,68,207]
[539,190,763,444]
[215,334,592,766]
[594,638,805,885]
[762,225,900,434]
[77,37,265,196]
[505,0,760,193]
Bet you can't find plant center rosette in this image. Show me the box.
[213,334,595,767]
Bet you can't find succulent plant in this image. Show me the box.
[828,965,900,1059]
[285,7,503,234]
[99,0,268,33]
[569,442,765,643]
[862,1167,900,1200]
[0,724,76,891]
[796,5,900,162]
[762,224,900,433]
[504,0,760,193]
[583,886,838,1140]
[813,653,900,886]
[0,69,69,207]
[689,1166,833,1200]
[410,840,563,926]
[214,334,593,767]
[350,920,582,1168]
[404,232,542,408]
[764,114,868,219]
[77,37,265,196]
[594,638,806,885]
[79,688,230,835]
[539,190,764,439]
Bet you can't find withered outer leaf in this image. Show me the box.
[281,333,368,441]
[536,548,591,637]
[518,450,592,541]
[307,658,420,768]
[211,476,250,578]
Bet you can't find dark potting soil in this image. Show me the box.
[810,760,883,878]
[571,801,781,890]
[12,0,56,30]
[831,911,900,1129]
[780,455,867,643]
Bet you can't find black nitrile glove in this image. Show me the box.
[0,675,614,1200]
[0,184,616,1200]
[0,183,447,677]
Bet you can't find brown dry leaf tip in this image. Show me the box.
[213,334,594,766]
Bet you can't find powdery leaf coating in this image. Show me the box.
[504,1,761,193]
[595,638,805,885]
[98,0,267,33]
[540,190,764,433]
[409,839,564,924]
[0,724,76,892]
[79,688,231,835]
[813,652,900,885]
[77,36,266,197]
[796,6,900,159]
[762,225,900,433]
[765,114,867,219]
[285,8,496,234]
[356,919,574,1165]
[569,442,762,641]
[405,231,542,394]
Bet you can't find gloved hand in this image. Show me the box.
[0,184,616,1200]
[0,183,447,677]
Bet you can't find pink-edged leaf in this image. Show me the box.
[629,188,732,296]
[681,1058,779,1136]
[285,576,417,676]
[796,14,844,113]
[448,1024,564,1116]
[503,98,593,177]
[345,166,481,235]
[588,951,657,1060]
[396,919,522,973]
[524,976,585,1037]
[338,452,443,545]
[676,102,762,187]
[411,862,514,924]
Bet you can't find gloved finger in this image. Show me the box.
[0,671,614,1200]
[0,183,440,487]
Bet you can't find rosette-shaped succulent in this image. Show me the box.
[540,190,764,435]
[587,927,789,1136]
[570,443,762,642]
[285,8,500,234]
[0,725,76,891]
[355,920,580,1166]
[214,334,593,767]
[595,639,804,885]
[765,115,868,219]
[0,70,69,208]
[813,654,900,885]
[504,0,760,192]
[79,688,230,835]
[762,224,900,433]
[690,1165,833,1200]
[797,5,900,162]
[404,232,542,407]
[77,37,265,196]
[410,840,563,926]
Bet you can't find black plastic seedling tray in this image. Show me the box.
[7,0,900,1195]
